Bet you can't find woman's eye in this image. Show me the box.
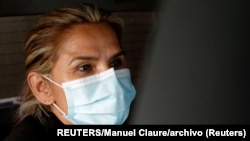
[111,59,122,68]
[78,64,92,72]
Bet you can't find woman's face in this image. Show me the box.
[49,23,127,124]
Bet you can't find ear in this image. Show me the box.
[27,72,54,105]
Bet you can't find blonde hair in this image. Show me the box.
[17,3,124,125]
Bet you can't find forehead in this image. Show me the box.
[54,23,121,58]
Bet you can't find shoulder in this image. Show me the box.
[3,113,63,141]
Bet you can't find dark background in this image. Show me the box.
[128,0,250,124]
[0,0,249,131]
[0,0,160,16]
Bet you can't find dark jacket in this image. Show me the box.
[3,112,64,141]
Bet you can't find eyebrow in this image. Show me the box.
[111,51,125,59]
[68,50,125,66]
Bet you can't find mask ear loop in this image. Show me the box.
[42,75,63,88]
[52,103,66,116]
[42,75,66,116]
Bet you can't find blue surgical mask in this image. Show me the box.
[43,68,136,125]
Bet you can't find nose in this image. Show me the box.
[96,63,112,74]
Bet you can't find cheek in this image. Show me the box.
[51,86,69,113]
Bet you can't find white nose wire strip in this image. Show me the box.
[42,75,63,88]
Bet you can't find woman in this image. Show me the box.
[4,2,136,140]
